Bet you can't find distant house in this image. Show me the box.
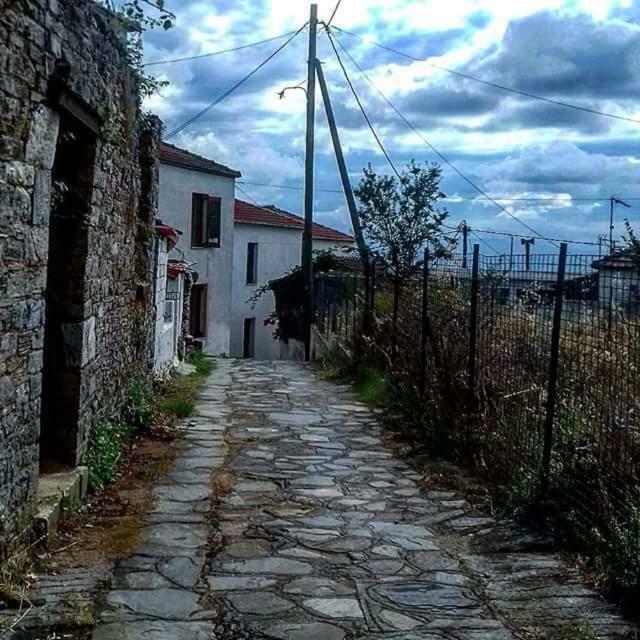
[231,200,355,360]
[592,251,640,307]
[158,143,241,356]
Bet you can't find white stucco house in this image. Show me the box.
[593,251,640,307]
[158,142,241,356]
[230,200,355,360]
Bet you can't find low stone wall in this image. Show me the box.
[0,0,160,538]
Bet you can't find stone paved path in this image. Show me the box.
[204,361,634,639]
[42,359,636,639]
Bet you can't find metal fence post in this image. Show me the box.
[541,242,568,497]
[468,245,480,408]
[420,247,430,398]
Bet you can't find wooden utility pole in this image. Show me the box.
[521,237,535,271]
[462,223,469,269]
[315,59,368,271]
[609,196,631,256]
[302,4,318,361]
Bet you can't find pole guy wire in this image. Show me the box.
[145,30,302,66]
[324,28,401,179]
[165,23,308,140]
[328,29,559,247]
[331,25,640,126]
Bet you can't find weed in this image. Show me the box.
[123,376,154,433]
[188,351,215,377]
[83,419,129,492]
[154,353,215,421]
[59,494,82,514]
[353,367,386,407]
[159,397,194,419]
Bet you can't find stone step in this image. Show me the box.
[34,466,89,543]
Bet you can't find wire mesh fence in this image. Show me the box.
[315,245,640,584]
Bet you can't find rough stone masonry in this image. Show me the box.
[0,0,160,538]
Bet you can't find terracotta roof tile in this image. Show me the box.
[234,200,355,243]
[159,142,241,178]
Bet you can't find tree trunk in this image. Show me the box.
[391,277,401,363]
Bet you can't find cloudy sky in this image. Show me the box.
[142,0,639,255]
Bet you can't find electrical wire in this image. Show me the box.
[443,222,601,247]
[324,28,401,179]
[238,181,640,203]
[328,29,558,247]
[144,30,302,66]
[164,23,308,140]
[471,229,501,255]
[326,0,343,27]
[330,25,640,126]
[239,181,343,194]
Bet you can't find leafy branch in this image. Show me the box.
[100,0,175,100]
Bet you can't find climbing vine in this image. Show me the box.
[100,0,175,101]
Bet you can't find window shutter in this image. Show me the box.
[206,197,222,248]
[191,194,206,247]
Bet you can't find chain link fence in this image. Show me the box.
[315,245,640,592]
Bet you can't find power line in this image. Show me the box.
[328,30,559,248]
[239,180,640,203]
[470,229,501,254]
[165,23,307,140]
[331,25,640,126]
[324,29,401,179]
[443,222,601,247]
[239,180,343,194]
[144,30,302,66]
[326,0,343,27]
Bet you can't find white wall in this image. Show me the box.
[231,224,303,360]
[599,269,640,306]
[153,236,174,375]
[158,164,235,356]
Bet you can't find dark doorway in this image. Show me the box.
[243,318,256,358]
[40,111,96,468]
[190,284,208,338]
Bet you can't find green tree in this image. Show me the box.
[354,161,452,355]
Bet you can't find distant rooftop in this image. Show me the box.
[159,142,241,179]
[234,200,355,244]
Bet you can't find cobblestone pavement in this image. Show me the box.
[5,360,636,639]
[205,361,635,640]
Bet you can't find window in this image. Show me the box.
[243,318,256,358]
[191,194,221,248]
[246,242,258,285]
[190,284,207,338]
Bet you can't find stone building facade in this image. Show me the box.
[0,0,160,537]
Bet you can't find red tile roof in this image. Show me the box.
[159,142,241,178]
[234,200,355,244]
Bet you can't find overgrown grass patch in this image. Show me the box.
[318,344,386,408]
[154,352,216,420]
[352,367,386,407]
[83,355,216,494]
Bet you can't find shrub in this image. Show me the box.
[83,419,129,492]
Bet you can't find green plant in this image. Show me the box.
[158,397,194,419]
[188,351,215,377]
[83,419,130,492]
[353,367,386,407]
[123,376,154,433]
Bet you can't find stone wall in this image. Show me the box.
[0,0,160,537]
